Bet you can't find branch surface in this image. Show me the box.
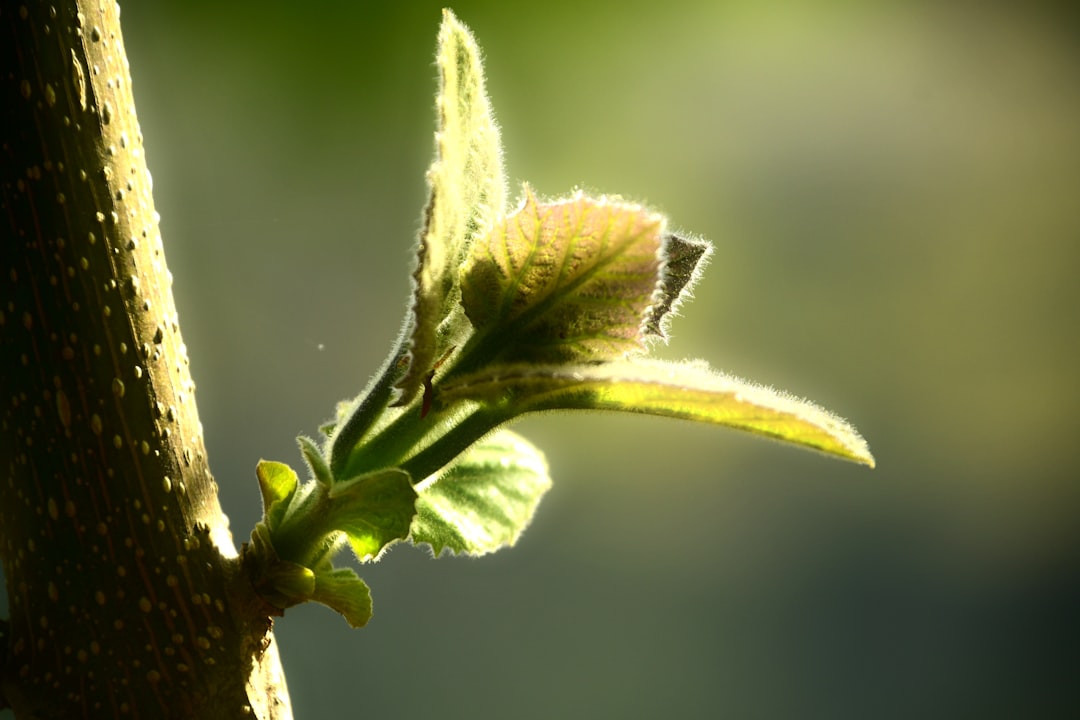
[1,2,290,717]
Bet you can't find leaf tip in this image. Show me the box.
[850,438,876,469]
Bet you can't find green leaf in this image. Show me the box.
[459,188,665,366]
[310,567,374,629]
[256,460,299,529]
[644,233,712,340]
[328,469,418,562]
[439,359,875,467]
[298,435,332,485]
[410,429,552,556]
[399,8,507,406]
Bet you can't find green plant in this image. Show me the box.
[244,10,874,629]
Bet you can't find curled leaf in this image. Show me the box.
[311,567,374,629]
[256,460,299,530]
[645,233,712,340]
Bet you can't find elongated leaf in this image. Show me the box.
[440,360,875,466]
[311,567,374,629]
[400,8,507,405]
[411,430,552,556]
[644,234,712,340]
[329,469,418,561]
[460,188,665,365]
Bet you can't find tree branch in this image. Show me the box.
[1,2,291,716]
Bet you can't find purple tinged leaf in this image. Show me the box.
[460,187,665,365]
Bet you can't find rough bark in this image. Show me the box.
[1,2,291,717]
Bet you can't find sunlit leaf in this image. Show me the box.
[255,460,299,529]
[399,8,507,406]
[644,233,712,340]
[439,359,875,466]
[459,188,665,366]
[329,469,418,562]
[410,430,552,556]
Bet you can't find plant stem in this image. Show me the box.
[329,321,411,477]
[335,398,460,481]
[399,407,506,482]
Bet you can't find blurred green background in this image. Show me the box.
[7,0,1080,717]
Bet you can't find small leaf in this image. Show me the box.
[459,188,665,366]
[644,234,712,340]
[256,460,299,529]
[410,430,552,556]
[399,8,507,406]
[440,360,875,467]
[298,435,332,485]
[310,567,374,629]
[329,469,418,562]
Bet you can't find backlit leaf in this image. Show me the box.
[439,360,875,466]
[459,188,665,366]
[411,430,552,556]
[400,8,507,406]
